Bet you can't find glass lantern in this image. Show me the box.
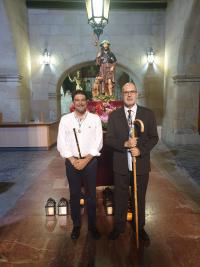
[58,197,69,216]
[80,192,85,207]
[127,198,133,221]
[45,198,56,216]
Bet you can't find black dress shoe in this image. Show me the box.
[139,228,150,242]
[88,227,101,240]
[71,226,80,240]
[108,229,123,240]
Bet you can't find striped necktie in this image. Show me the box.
[127,110,132,128]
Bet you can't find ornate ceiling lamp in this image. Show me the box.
[85,0,110,40]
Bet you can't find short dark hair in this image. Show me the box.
[72,90,87,101]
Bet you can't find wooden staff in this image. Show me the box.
[131,119,144,249]
[73,128,82,159]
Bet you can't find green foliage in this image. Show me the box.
[93,94,115,102]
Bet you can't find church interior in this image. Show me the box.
[0,0,200,266]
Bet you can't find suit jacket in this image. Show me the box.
[105,105,159,175]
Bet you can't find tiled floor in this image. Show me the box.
[0,143,199,267]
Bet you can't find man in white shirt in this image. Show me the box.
[57,90,103,240]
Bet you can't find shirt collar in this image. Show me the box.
[124,104,137,115]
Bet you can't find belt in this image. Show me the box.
[74,156,86,159]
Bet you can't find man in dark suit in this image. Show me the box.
[105,82,159,241]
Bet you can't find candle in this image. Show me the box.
[107,206,113,215]
[127,212,132,221]
[48,207,55,216]
[59,206,67,215]
[80,198,84,205]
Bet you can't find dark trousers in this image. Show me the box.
[114,171,149,232]
[65,158,97,228]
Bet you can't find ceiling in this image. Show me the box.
[26,0,169,10]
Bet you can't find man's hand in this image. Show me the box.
[124,137,138,149]
[130,147,140,157]
[73,159,88,170]
[68,156,76,165]
[73,155,93,170]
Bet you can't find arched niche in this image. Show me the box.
[56,61,142,117]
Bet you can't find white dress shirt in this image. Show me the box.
[124,104,137,171]
[57,111,103,158]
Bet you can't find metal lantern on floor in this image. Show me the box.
[45,198,56,216]
[103,187,114,215]
[103,187,113,205]
[80,192,85,215]
[58,197,69,216]
[80,197,85,206]
[127,198,133,221]
[127,209,133,221]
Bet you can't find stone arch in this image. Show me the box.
[56,52,142,95]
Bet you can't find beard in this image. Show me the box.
[75,105,86,114]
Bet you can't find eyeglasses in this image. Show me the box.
[123,90,137,95]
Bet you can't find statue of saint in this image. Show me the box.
[96,40,117,96]
[68,70,83,90]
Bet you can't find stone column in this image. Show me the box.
[0,0,32,122]
[162,75,200,144]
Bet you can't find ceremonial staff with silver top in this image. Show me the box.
[57,90,103,240]
[106,82,159,246]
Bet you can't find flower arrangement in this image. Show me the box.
[70,100,122,130]
[87,100,122,130]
